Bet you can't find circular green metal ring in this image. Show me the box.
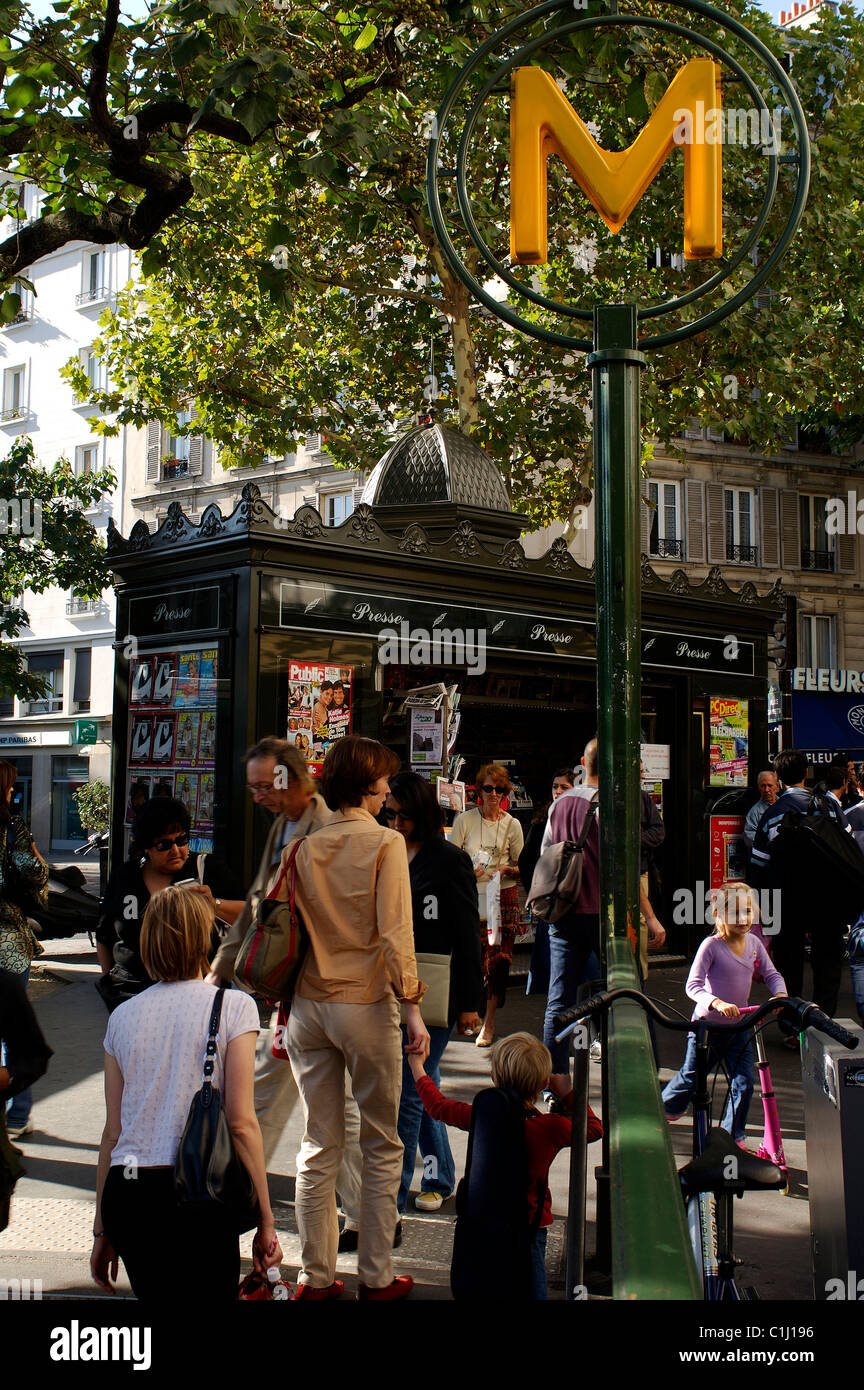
[425,0,811,351]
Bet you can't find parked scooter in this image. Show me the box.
[29,830,107,942]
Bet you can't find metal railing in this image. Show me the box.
[66,596,101,616]
[802,548,835,572]
[650,537,684,559]
[725,543,759,565]
[75,286,109,306]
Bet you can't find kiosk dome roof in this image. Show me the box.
[361,422,511,512]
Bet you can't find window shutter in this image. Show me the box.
[684,479,705,563]
[683,419,703,441]
[837,531,856,574]
[73,648,92,704]
[640,490,651,555]
[352,484,365,507]
[188,435,204,477]
[759,487,780,569]
[146,421,162,482]
[780,489,800,571]
[705,482,724,563]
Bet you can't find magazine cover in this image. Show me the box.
[130,659,153,706]
[197,772,215,828]
[129,715,153,765]
[290,660,353,772]
[175,711,201,765]
[174,772,199,820]
[151,652,176,705]
[151,714,175,764]
[126,776,152,821]
[197,711,216,763]
[199,648,218,703]
[174,651,201,707]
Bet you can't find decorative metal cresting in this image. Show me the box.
[426,0,810,1303]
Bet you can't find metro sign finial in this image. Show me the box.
[510,59,723,264]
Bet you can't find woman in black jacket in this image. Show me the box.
[385,773,483,1216]
[95,798,244,1010]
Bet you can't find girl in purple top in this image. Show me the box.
[662,882,786,1148]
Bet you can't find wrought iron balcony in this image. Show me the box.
[161,458,190,481]
[725,543,759,565]
[76,286,109,306]
[66,596,101,616]
[801,548,835,572]
[0,405,26,422]
[650,538,684,560]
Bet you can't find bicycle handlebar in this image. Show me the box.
[554,990,860,1050]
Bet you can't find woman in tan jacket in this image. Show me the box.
[287,736,429,1301]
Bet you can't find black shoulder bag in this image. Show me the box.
[174,987,260,1233]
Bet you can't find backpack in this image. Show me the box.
[525,793,599,923]
[450,1087,544,1301]
[764,793,864,926]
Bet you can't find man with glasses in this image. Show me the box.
[209,738,334,1163]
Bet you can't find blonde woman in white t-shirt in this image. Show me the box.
[450,763,524,1048]
[91,887,281,1302]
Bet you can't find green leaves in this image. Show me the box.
[233,90,278,138]
[353,21,378,52]
[3,74,42,112]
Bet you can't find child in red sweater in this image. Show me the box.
[408,1031,602,1298]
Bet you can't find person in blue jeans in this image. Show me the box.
[338,773,483,1247]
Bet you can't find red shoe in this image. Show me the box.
[356,1276,414,1301]
[290,1280,344,1301]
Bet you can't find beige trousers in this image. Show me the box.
[287,993,403,1290]
[254,1011,361,1188]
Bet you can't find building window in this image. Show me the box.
[724,488,758,564]
[800,495,835,571]
[75,442,100,475]
[26,650,64,715]
[2,364,27,420]
[4,756,32,823]
[73,648,92,712]
[647,481,683,559]
[1,279,31,327]
[799,614,837,669]
[78,346,105,395]
[0,692,14,717]
[161,411,193,478]
[77,248,108,306]
[325,492,354,527]
[50,755,89,846]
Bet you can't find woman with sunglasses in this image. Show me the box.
[95,798,245,1011]
[450,764,524,1048]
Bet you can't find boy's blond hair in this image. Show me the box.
[709,880,759,932]
[140,885,214,982]
[490,1032,552,1103]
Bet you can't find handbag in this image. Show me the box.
[235,838,309,1002]
[174,986,260,1233]
[525,793,599,924]
[401,952,451,1030]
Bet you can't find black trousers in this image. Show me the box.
[101,1166,240,1303]
[771,914,846,1022]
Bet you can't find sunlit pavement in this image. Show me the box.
[3,934,853,1301]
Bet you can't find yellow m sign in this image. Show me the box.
[510,59,723,264]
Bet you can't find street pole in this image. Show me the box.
[588,303,647,1268]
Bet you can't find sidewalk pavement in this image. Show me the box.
[2,936,850,1301]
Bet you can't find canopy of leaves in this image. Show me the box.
[8,1,864,526]
[0,438,116,697]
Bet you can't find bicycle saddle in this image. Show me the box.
[678,1127,786,1195]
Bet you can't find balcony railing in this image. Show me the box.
[649,538,684,560]
[66,596,101,616]
[76,286,109,306]
[0,405,27,422]
[161,458,191,481]
[1,308,31,328]
[801,548,835,572]
[725,543,759,565]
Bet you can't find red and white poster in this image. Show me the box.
[288,661,353,775]
[709,814,748,889]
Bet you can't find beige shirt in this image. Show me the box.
[450,807,523,918]
[288,806,425,1006]
[210,792,333,982]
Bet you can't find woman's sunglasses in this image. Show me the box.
[479,785,504,795]
[151,833,189,852]
[382,808,412,823]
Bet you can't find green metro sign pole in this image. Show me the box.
[427,0,810,1298]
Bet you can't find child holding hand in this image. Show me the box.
[407,1031,601,1299]
[662,881,786,1147]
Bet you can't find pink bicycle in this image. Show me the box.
[739,1005,788,1191]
